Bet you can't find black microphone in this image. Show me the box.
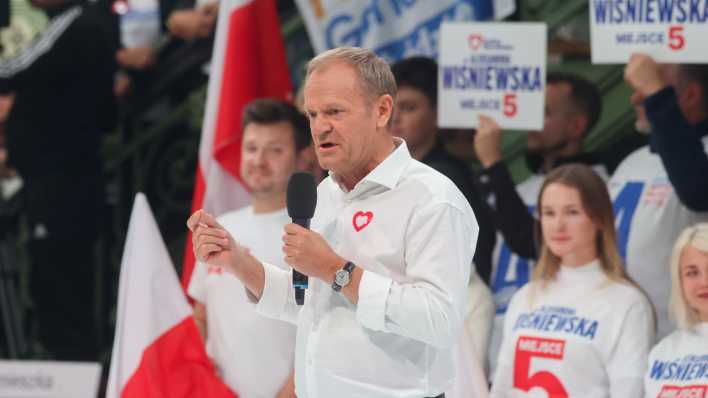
[286,172,317,305]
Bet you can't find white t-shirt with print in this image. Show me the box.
[491,260,654,398]
[608,137,708,340]
[644,323,708,398]
[188,206,296,398]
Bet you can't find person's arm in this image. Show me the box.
[193,302,207,342]
[282,201,477,349]
[186,261,210,341]
[188,210,300,325]
[0,8,89,91]
[474,115,538,259]
[464,271,494,368]
[644,87,708,211]
[477,161,538,259]
[355,203,476,348]
[275,370,296,398]
[489,294,519,397]
[428,160,496,284]
[606,297,654,398]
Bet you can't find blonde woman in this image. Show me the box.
[491,164,654,397]
[644,224,708,397]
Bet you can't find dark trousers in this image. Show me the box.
[24,170,102,361]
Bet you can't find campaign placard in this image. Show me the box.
[590,0,708,63]
[293,0,517,62]
[0,361,101,398]
[116,0,161,48]
[438,22,547,130]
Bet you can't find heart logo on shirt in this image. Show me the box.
[352,211,373,232]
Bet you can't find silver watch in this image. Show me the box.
[332,261,355,292]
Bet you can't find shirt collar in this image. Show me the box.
[557,259,604,283]
[694,322,708,336]
[330,137,412,192]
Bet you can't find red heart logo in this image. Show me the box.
[468,34,484,50]
[352,211,373,232]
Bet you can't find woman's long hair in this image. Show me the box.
[532,164,629,285]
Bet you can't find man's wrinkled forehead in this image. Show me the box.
[304,61,378,108]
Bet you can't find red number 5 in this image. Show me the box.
[668,25,685,51]
[513,336,569,397]
[503,93,517,117]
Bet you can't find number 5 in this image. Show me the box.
[503,93,517,117]
[514,336,568,397]
[668,25,685,51]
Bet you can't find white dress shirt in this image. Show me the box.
[255,139,479,398]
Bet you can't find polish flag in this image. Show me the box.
[107,193,237,398]
[181,0,292,289]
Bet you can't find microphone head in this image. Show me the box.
[287,172,317,219]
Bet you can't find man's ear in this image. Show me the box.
[683,82,704,116]
[569,113,590,142]
[376,94,394,129]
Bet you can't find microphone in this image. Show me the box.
[286,172,317,305]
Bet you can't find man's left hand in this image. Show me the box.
[282,223,345,283]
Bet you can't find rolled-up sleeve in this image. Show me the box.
[357,202,477,349]
[255,262,299,325]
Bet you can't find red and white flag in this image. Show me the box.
[107,193,237,398]
[181,0,293,289]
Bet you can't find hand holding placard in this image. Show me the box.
[474,115,503,168]
[589,1,708,63]
[624,53,668,97]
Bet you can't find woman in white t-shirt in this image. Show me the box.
[491,164,655,398]
[644,223,708,398]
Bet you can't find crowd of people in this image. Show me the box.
[0,0,707,396]
[0,0,219,360]
[188,46,708,397]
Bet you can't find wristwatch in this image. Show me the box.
[332,261,356,292]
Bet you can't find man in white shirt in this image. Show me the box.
[188,99,312,398]
[188,47,479,398]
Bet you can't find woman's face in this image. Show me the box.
[679,244,708,322]
[540,183,599,266]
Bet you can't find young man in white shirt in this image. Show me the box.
[188,99,311,398]
[611,56,708,340]
[189,47,479,398]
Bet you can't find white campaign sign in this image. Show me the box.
[0,361,101,398]
[293,0,517,62]
[438,22,547,130]
[118,0,161,48]
[589,0,708,64]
